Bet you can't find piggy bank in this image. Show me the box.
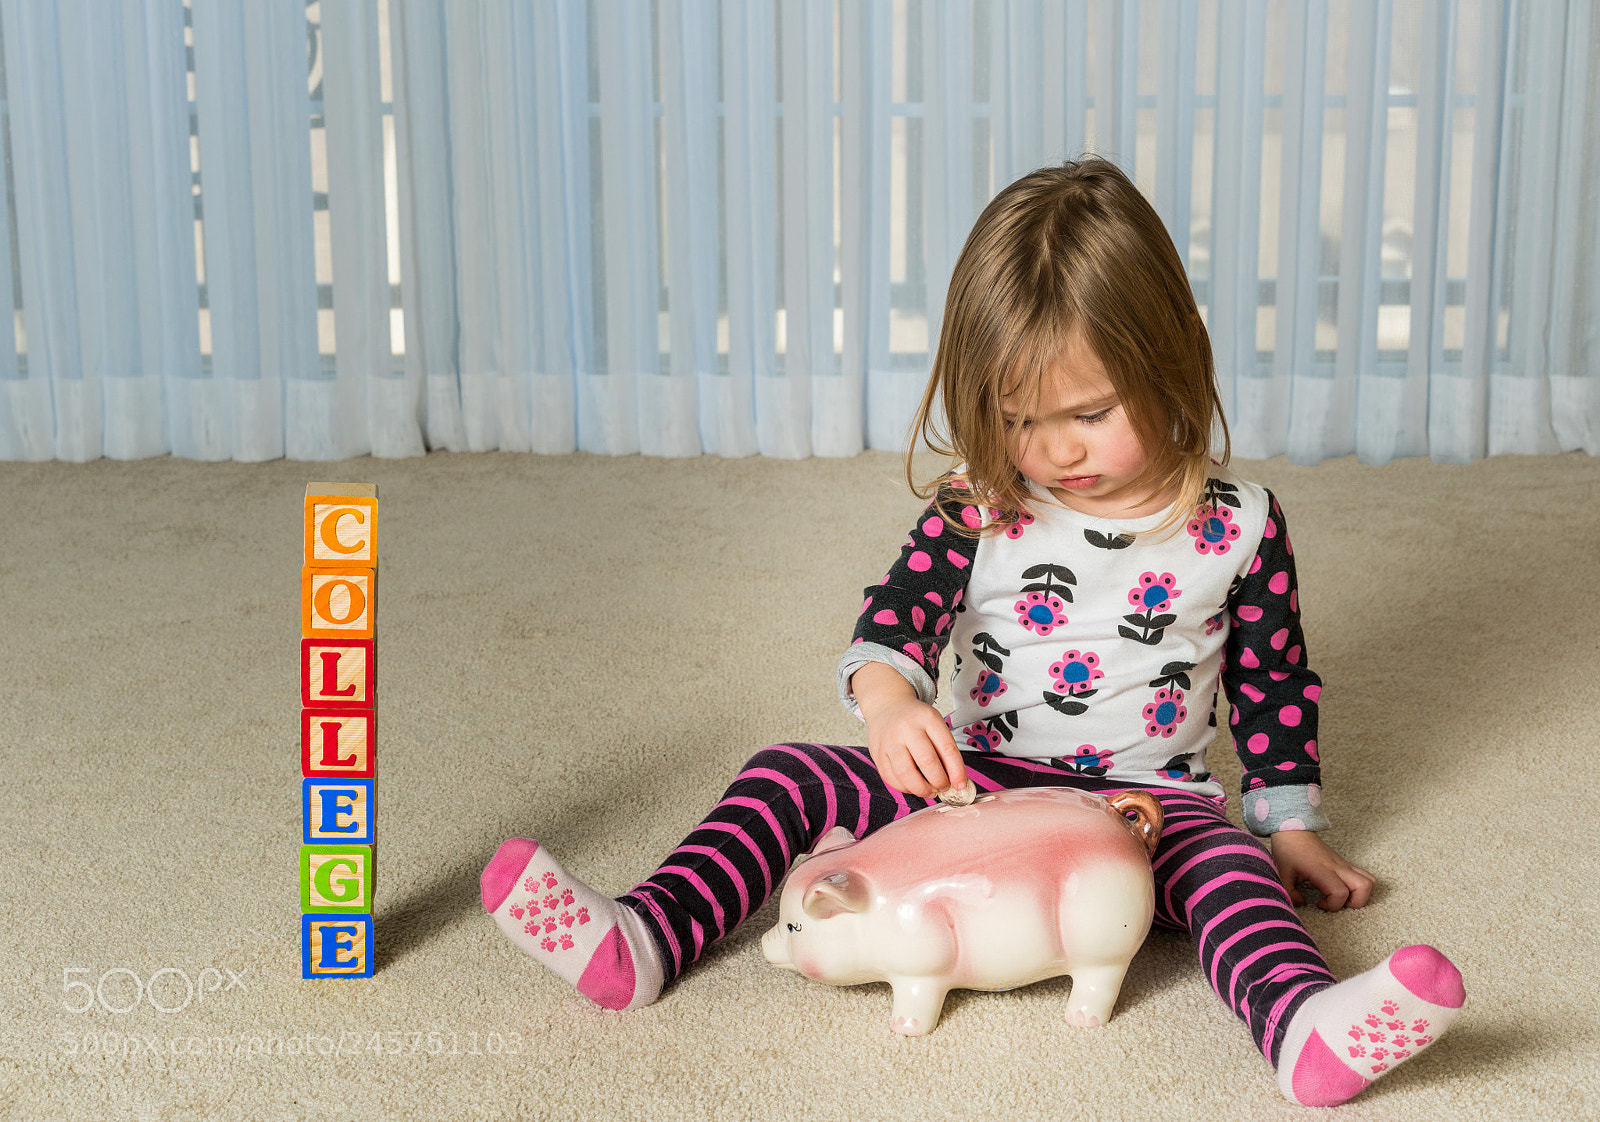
[761,786,1162,1035]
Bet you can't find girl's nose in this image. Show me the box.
[1051,426,1084,465]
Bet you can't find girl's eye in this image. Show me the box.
[1079,408,1114,425]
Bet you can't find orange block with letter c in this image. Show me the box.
[304,485,377,567]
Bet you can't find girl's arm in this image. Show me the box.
[1224,490,1327,833]
[1225,490,1374,910]
[839,490,979,797]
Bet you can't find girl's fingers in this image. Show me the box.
[1341,866,1376,909]
[933,727,967,789]
[904,735,952,795]
[875,739,931,797]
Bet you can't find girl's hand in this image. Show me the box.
[1270,830,1376,911]
[864,696,967,798]
[850,663,967,798]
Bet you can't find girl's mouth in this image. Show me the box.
[1056,475,1101,490]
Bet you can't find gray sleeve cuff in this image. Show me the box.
[836,642,938,720]
[1239,783,1330,836]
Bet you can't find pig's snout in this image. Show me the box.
[761,923,796,969]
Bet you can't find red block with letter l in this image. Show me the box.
[301,708,377,778]
[301,638,375,708]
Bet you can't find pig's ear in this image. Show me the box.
[802,872,868,919]
[794,826,857,866]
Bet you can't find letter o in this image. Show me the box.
[314,578,367,626]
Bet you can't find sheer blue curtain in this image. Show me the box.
[1,0,1596,463]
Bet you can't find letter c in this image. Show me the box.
[319,508,367,555]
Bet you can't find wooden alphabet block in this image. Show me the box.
[301,709,376,778]
[301,567,376,639]
[301,638,375,708]
[304,484,377,567]
[301,913,374,978]
[302,778,376,844]
[300,845,374,913]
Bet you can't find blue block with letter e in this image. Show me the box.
[302,778,376,844]
[301,913,373,978]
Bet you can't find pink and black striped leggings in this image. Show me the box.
[620,742,1334,1065]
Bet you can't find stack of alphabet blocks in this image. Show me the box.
[299,484,378,979]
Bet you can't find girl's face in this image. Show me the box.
[1000,332,1173,520]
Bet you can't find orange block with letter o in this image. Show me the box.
[302,567,376,639]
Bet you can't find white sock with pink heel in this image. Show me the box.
[1277,944,1465,1106]
[481,838,664,1011]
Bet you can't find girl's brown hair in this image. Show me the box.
[907,157,1229,536]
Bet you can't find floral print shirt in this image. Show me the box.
[838,466,1327,836]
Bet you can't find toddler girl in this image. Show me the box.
[479,159,1463,1108]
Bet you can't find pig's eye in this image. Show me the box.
[786,922,802,933]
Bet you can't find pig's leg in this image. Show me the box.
[887,976,951,1036]
[1063,962,1129,1028]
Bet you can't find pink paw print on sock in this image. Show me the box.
[1411,1019,1430,1034]
[540,937,557,952]
[543,918,558,934]
[1370,1062,1389,1074]
[558,912,575,928]
[576,907,591,925]
[558,934,574,950]
[1370,1048,1389,1061]
[508,905,524,920]
[1414,1034,1433,1047]
[561,889,575,907]
[1347,1026,1365,1041]
[1391,1034,1411,1048]
[1381,999,1400,1017]
[1367,1030,1387,1043]
[1364,1013,1383,1028]
[542,872,559,889]
[1348,1044,1365,1058]
[1392,1049,1412,1060]
[543,894,560,912]
[526,899,542,915]
[523,876,540,893]
[524,919,541,935]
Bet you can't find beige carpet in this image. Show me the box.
[1,448,1596,1121]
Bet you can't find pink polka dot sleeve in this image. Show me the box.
[837,490,980,715]
[1224,490,1329,835]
